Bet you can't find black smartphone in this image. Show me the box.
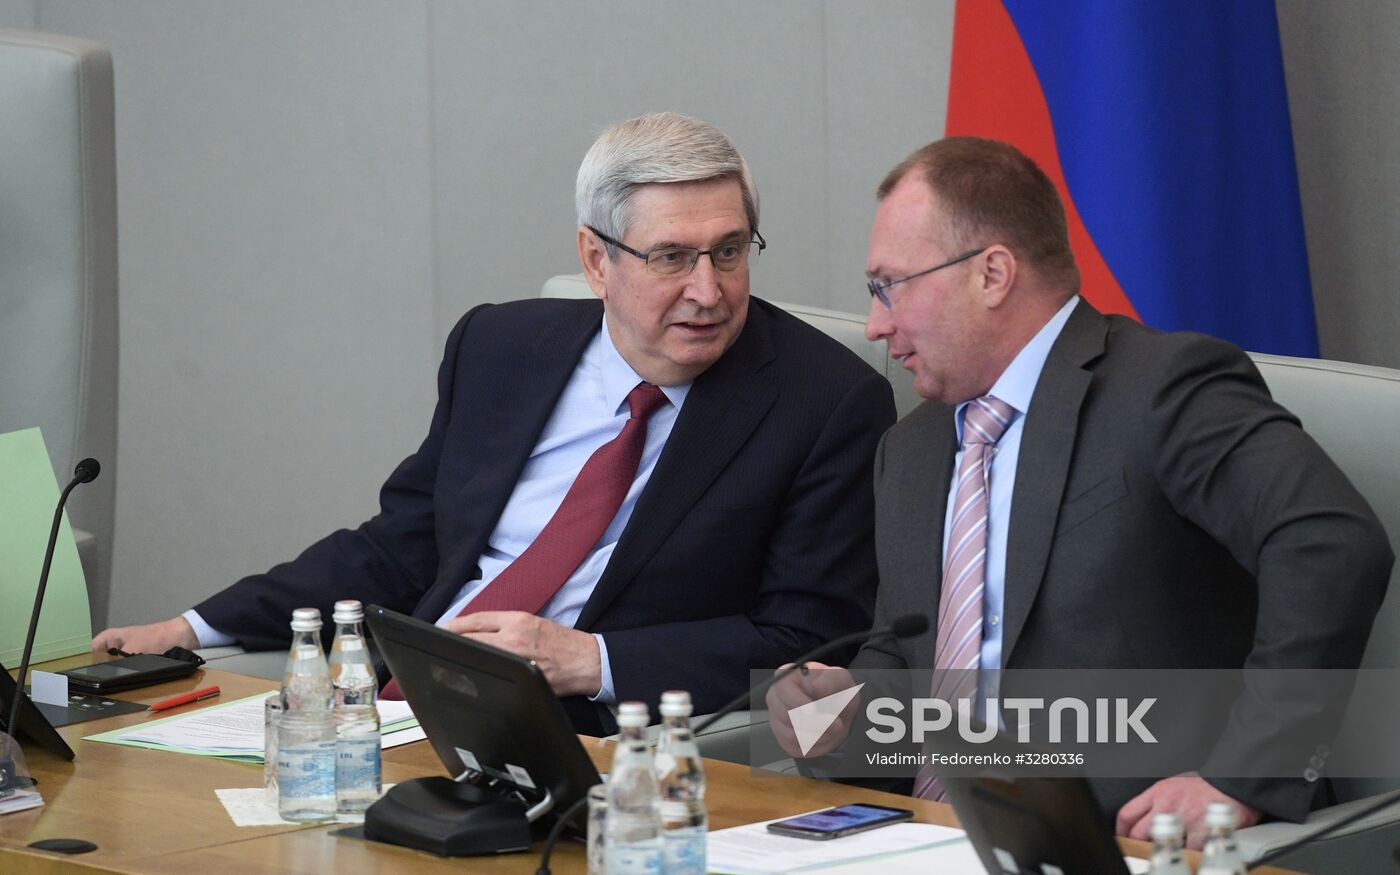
[766,803,915,840]
[58,654,199,693]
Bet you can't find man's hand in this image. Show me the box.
[1116,774,1262,849]
[91,616,199,655]
[765,661,860,759]
[444,611,601,697]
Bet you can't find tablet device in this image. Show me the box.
[59,653,199,693]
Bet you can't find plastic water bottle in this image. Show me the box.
[654,690,706,875]
[605,702,663,875]
[1147,812,1190,875]
[277,607,336,822]
[1198,802,1249,875]
[329,599,381,813]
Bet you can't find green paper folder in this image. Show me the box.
[1,427,93,664]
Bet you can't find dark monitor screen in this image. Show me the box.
[363,605,600,819]
[925,725,1131,875]
[0,659,75,761]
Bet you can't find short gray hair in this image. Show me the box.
[576,112,759,257]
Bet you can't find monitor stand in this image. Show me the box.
[357,776,546,856]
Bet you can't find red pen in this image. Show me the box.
[147,685,221,712]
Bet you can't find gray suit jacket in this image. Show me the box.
[853,299,1393,821]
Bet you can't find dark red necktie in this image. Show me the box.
[382,382,669,699]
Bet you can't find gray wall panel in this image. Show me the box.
[37,1,436,625]
[428,0,830,340]
[824,0,955,313]
[1278,0,1400,369]
[0,0,34,28]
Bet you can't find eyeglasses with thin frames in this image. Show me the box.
[588,226,766,277]
[868,247,986,310]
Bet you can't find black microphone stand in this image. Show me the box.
[693,615,928,736]
[2,459,100,797]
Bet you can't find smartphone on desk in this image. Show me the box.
[766,803,914,840]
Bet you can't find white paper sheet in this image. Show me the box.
[773,835,1151,874]
[214,785,394,827]
[0,787,45,816]
[381,725,426,749]
[707,817,965,874]
[92,692,419,759]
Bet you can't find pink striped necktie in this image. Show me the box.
[381,382,669,701]
[914,394,1016,801]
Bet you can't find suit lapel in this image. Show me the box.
[419,302,603,622]
[576,303,778,629]
[999,301,1106,664]
[900,405,958,672]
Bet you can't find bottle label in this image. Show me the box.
[278,741,336,800]
[335,737,381,792]
[606,839,663,875]
[663,826,707,875]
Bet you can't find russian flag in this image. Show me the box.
[947,0,1318,356]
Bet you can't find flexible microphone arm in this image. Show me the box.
[3,459,101,768]
[691,614,929,736]
[1247,786,1400,870]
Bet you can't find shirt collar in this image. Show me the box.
[956,294,1081,435]
[596,315,692,414]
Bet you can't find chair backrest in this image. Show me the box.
[1248,353,1400,803]
[0,30,119,626]
[538,274,921,415]
[1247,353,1400,670]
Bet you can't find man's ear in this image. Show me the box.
[979,244,1018,309]
[578,227,610,301]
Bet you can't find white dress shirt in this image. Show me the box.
[941,295,1079,700]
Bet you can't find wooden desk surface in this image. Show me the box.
[3,663,1304,874]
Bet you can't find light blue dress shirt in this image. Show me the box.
[941,295,1079,697]
[187,317,690,705]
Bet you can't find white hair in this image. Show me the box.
[575,112,759,256]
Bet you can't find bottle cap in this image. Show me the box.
[290,607,322,632]
[332,599,364,624]
[659,690,693,718]
[1150,812,1183,841]
[1204,801,1238,829]
[616,701,650,727]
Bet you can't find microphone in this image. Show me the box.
[2,458,102,794]
[692,614,929,735]
[533,615,930,875]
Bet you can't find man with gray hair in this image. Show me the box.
[95,113,896,734]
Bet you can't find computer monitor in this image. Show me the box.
[925,723,1131,875]
[363,605,600,832]
[0,658,74,761]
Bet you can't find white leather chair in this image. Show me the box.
[0,30,119,629]
[1231,354,1400,873]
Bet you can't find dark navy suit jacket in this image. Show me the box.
[197,296,896,734]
